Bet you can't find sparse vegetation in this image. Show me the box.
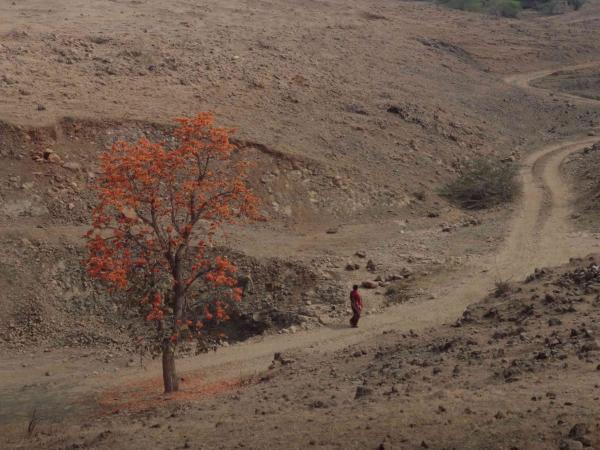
[384,282,412,305]
[493,280,512,297]
[442,159,519,210]
[438,0,583,17]
[488,0,522,17]
[438,0,483,12]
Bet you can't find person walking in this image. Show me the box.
[349,284,363,328]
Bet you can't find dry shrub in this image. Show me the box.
[493,280,512,298]
[442,159,519,210]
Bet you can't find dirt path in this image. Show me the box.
[151,64,600,376]
[2,63,600,428]
[504,61,600,107]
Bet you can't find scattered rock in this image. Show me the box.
[559,439,584,450]
[273,352,295,366]
[568,423,590,446]
[366,259,376,272]
[548,317,562,326]
[62,161,82,171]
[309,400,326,409]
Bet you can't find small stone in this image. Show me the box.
[48,153,61,163]
[309,400,325,409]
[559,439,584,450]
[273,352,295,365]
[361,281,377,289]
[62,161,82,171]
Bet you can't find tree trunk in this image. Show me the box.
[163,257,185,393]
[162,340,178,393]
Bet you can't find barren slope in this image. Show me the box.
[3,57,600,447]
[2,0,600,448]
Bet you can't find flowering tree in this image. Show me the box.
[86,113,260,392]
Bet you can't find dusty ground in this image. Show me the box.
[2,0,600,448]
[17,256,600,450]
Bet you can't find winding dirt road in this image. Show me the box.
[2,63,600,428]
[170,63,600,376]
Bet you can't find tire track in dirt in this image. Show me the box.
[504,62,600,107]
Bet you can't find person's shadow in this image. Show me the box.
[325,323,352,330]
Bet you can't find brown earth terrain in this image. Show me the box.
[533,66,600,101]
[2,0,600,448]
[18,256,600,450]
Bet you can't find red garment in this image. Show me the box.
[350,289,363,328]
[350,290,363,312]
